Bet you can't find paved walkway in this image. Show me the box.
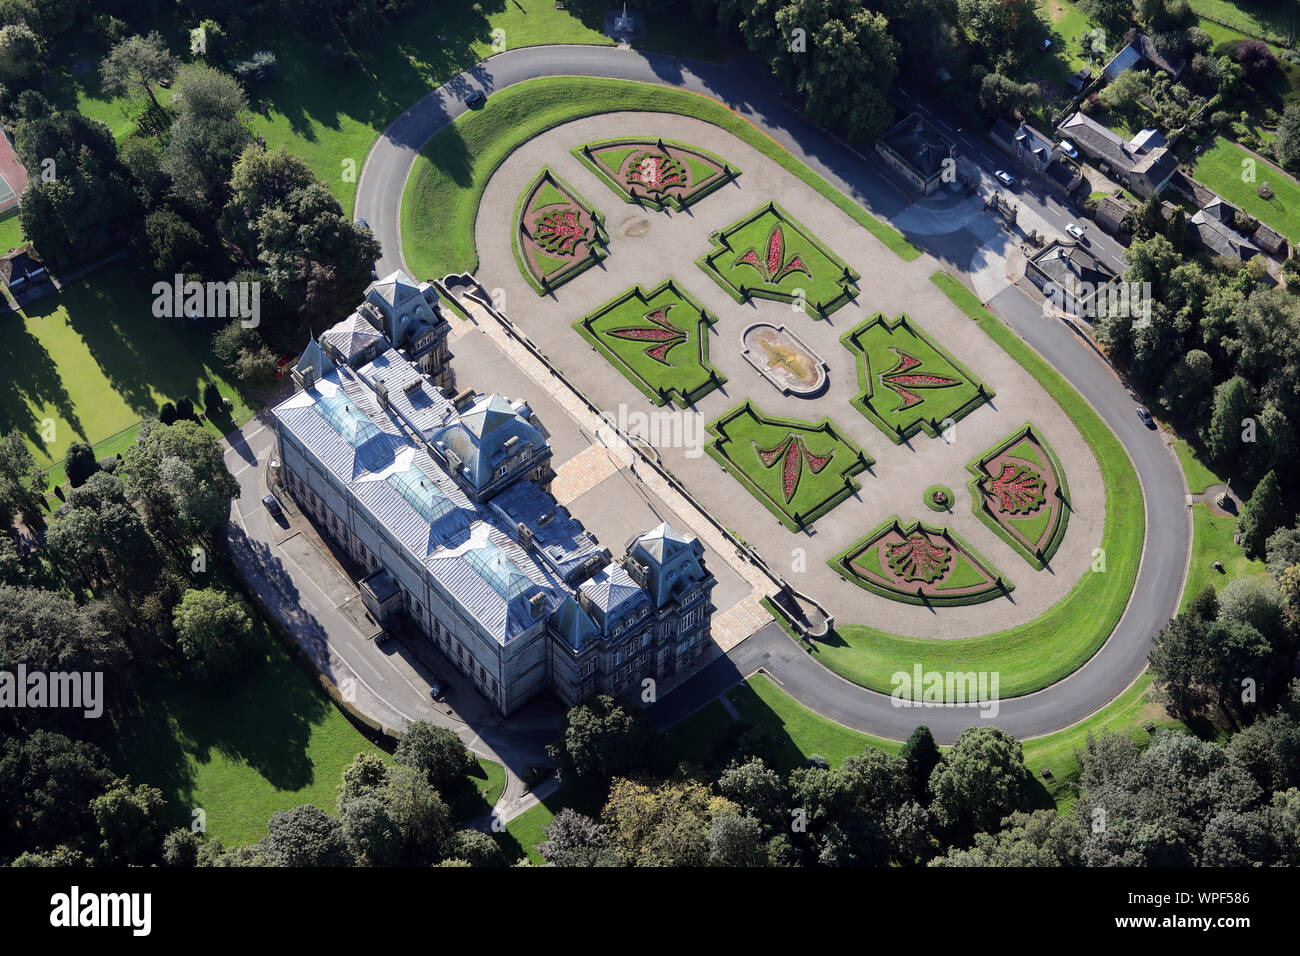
[469,111,1104,638]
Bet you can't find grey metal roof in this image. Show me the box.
[273,366,563,645]
[431,393,547,493]
[629,522,709,608]
[489,479,607,585]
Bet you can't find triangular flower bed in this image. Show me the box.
[966,423,1071,569]
[572,137,739,212]
[841,312,992,444]
[830,517,1013,607]
[573,278,726,408]
[696,202,859,317]
[704,401,872,532]
[513,166,608,295]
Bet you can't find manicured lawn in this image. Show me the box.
[574,280,726,407]
[1174,437,1223,495]
[402,77,918,280]
[113,569,506,847]
[1188,0,1293,45]
[831,518,1014,607]
[1181,503,1270,611]
[0,211,24,253]
[808,273,1144,698]
[110,569,392,847]
[1020,673,1186,810]
[4,264,255,471]
[841,312,991,443]
[1192,136,1300,242]
[696,203,860,314]
[704,401,871,532]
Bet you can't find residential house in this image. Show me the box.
[1057,111,1178,197]
[876,113,956,195]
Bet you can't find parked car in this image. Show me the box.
[1058,140,1078,159]
[1136,406,1154,428]
[464,89,486,109]
[261,493,283,518]
[374,630,391,646]
[995,169,1016,187]
[354,217,370,231]
[429,681,447,701]
[1065,223,1087,242]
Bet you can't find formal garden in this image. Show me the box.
[696,202,860,314]
[966,423,1072,570]
[573,136,739,211]
[842,312,992,443]
[704,401,871,531]
[513,166,608,294]
[830,517,1013,607]
[574,279,725,407]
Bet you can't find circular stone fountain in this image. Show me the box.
[740,323,829,397]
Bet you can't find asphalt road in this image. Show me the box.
[351,46,1190,744]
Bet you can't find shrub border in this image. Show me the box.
[572,277,727,408]
[511,165,609,295]
[703,399,872,532]
[571,136,740,212]
[965,422,1073,570]
[840,311,993,444]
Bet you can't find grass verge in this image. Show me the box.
[401,77,917,279]
[807,272,1144,698]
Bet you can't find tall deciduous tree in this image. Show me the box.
[99,32,175,109]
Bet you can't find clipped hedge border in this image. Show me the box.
[571,136,740,212]
[512,165,609,296]
[841,311,994,444]
[694,200,860,316]
[924,483,954,513]
[965,422,1073,570]
[828,516,1015,607]
[572,277,727,408]
[704,399,872,532]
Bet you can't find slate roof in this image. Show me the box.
[273,366,563,645]
[321,311,385,365]
[628,522,710,608]
[431,393,547,494]
[295,334,335,381]
[489,479,607,586]
[1190,200,1260,260]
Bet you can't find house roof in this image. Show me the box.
[1103,34,1184,79]
[879,113,955,179]
[1030,241,1117,289]
[322,311,386,365]
[295,334,335,381]
[1189,204,1260,259]
[489,479,606,586]
[431,394,548,494]
[273,366,563,645]
[1095,195,1133,230]
[628,522,709,608]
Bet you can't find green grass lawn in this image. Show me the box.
[1173,437,1223,495]
[704,401,870,532]
[0,210,24,253]
[574,280,725,407]
[402,76,917,280]
[842,312,990,443]
[113,569,506,847]
[808,273,1144,698]
[1192,136,1300,243]
[5,264,256,473]
[1189,0,1294,45]
[1182,503,1270,611]
[697,203,860,313]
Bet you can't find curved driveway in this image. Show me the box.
[354,46,1190,744]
